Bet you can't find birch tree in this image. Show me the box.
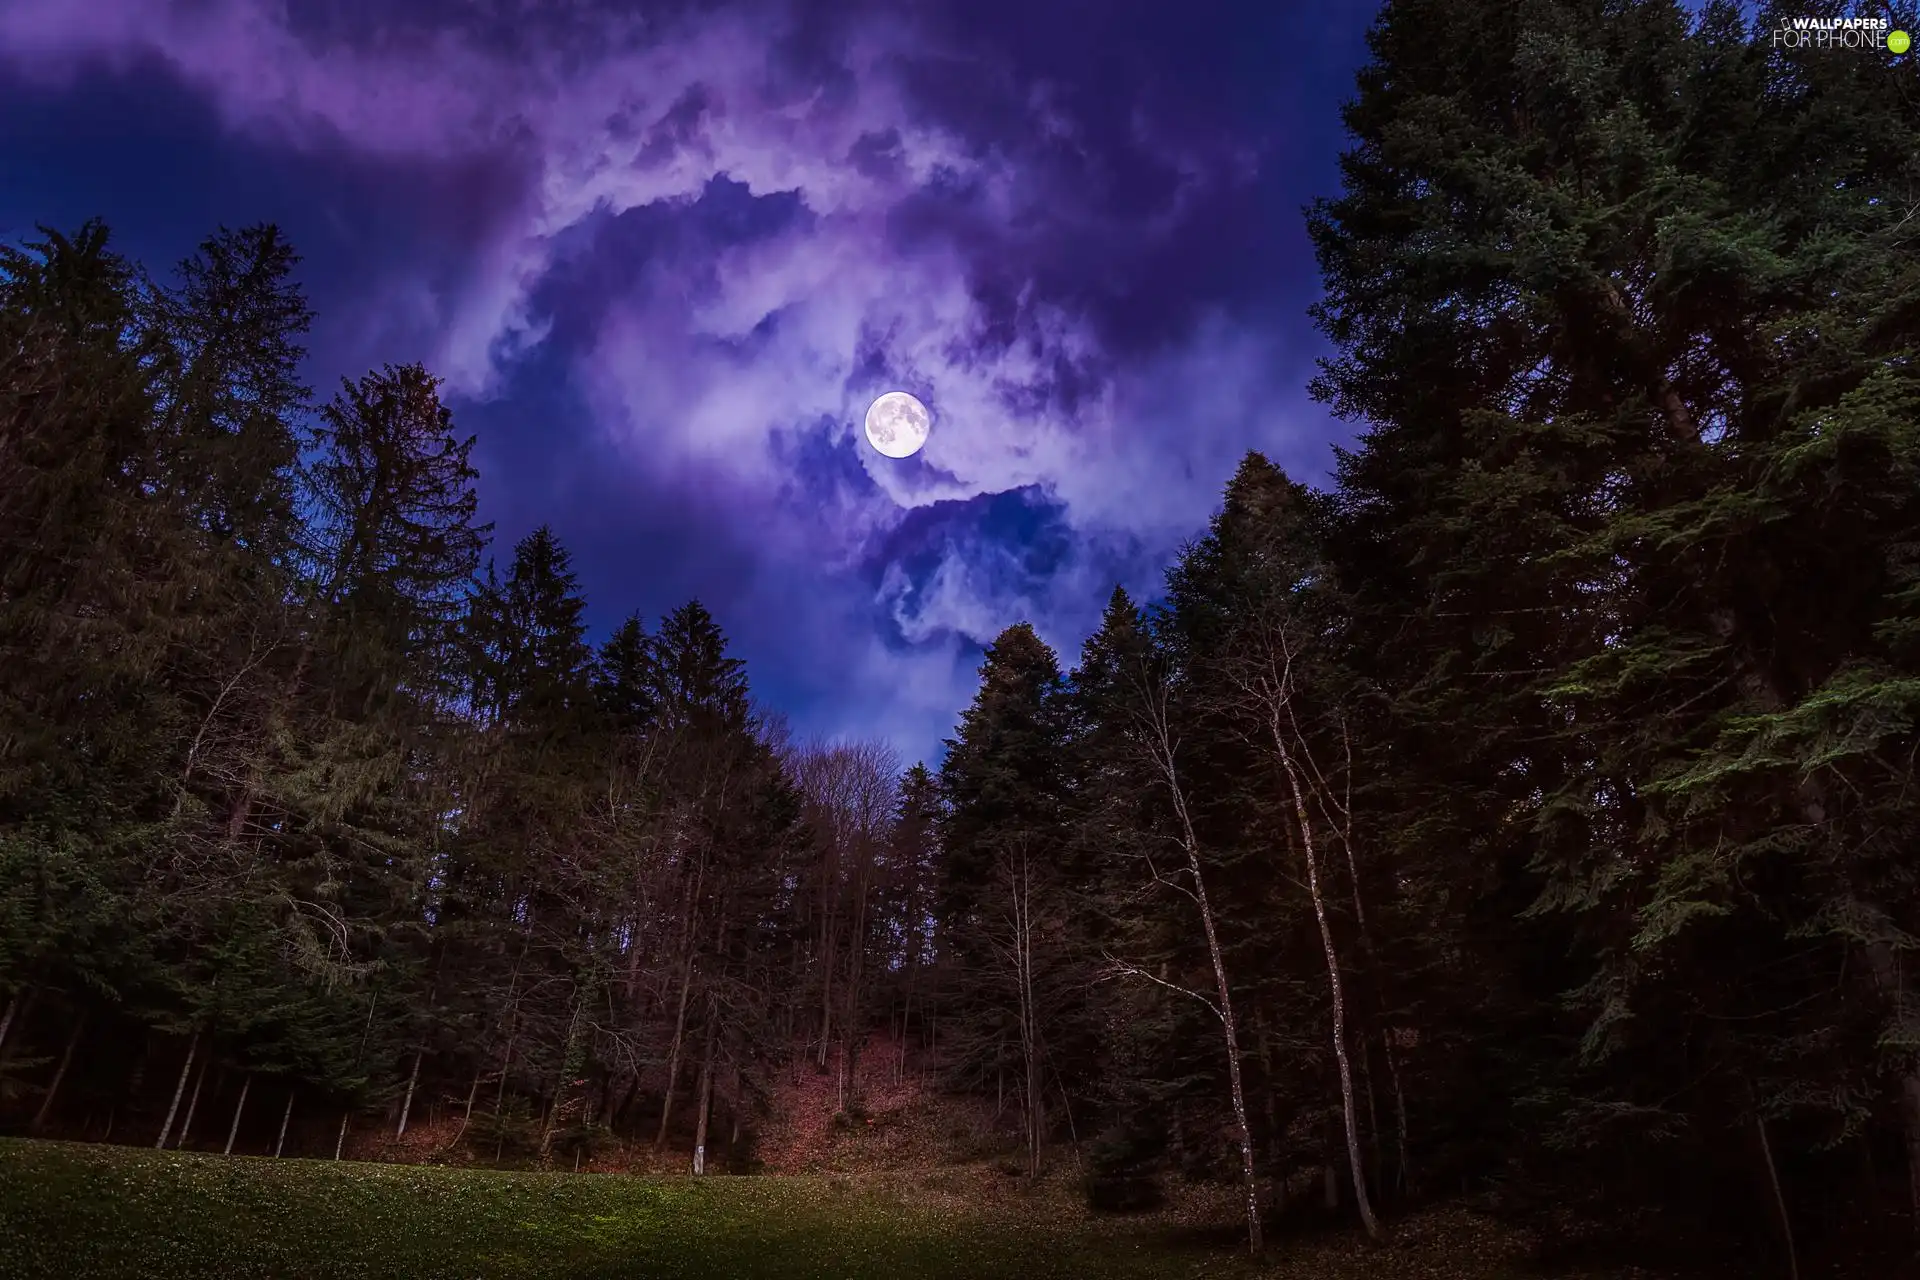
[1121,661,1265,1253]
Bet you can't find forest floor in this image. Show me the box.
[0,1136,1690,1280]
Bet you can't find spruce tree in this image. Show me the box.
[936,623,1085,1173]
[1308,0,1920,1233]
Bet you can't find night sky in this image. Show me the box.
[0,0,1377,765]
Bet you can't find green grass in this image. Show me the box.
[0,1138,1265,1279]
[0,1138,1611,1280]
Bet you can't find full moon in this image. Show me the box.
[863,391,930,459]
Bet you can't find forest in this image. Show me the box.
[1,1,1918,1275]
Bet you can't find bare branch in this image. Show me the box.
[1099,953,1222,1023]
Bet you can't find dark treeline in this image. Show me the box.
[3,0,1918,1273]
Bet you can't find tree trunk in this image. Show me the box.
[225,1072,252,1155]
[1021,914,1044,1179]
[495,1035,517,1115]
[840,845,873,1105]
[1756,1110,1800,1280]
[1193,877,1260,1252]
[656,955,696,1147]
[449,1066,484,1150]
[729,1062,744,1161]
[614,1073,641,1132]
[396,1044,424,1137]
[0,986,41,1075]
[1147,705,1265,1256]
[1275,730,1380,1239]
[624,909,651,1007]
[0,988,19,1057]
[218,642,317,848]
[1361,1037,1382,1199]
[1855,930,1920,1233]
[1901,1075,1920,1239]
[902,923,924,1074]
[1328,718,1413,1201]
[692,1003,718,1176]
[339,987,379,1155]
[275,1088,295,1156]
[541,989,589,1161]
[1385,1033,1411,1196]
[29,1010,87,1133]
[1006,843,1046,1180]
[127,1027,152,1097]
[1055,1066,1084,1173]
[178,1056,211,1149]
[156,1030,200,1150]
[660,848,707,1139]
[492,1031,519,1162]
[1260,1022,1281,1165]
[816,900,837,1071]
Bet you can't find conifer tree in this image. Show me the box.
[936,624,1085,1174]
[1308,0,1920,1237]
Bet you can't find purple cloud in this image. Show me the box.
[0,0,1357,760]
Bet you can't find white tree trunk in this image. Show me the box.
[816,901,837,1071]
[275,1088,295,1157]
[396,1045,423,1137]
[448,1067,484,1151]
[656,957,696,1146]
[692,1000,718,1175]
[1276,731,1380,1238]
[177,1055,210,1149]
[1140,687,1264,1256]
[1326,726,1413,1200]
[225,1072,252,1155]
[30,1011,86,1133]
[1008,846,1045,1178]
[155,1030,200,1150]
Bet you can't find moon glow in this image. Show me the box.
[863,391,931,459]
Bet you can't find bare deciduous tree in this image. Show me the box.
[1107,653,1265,1257]
[1227,610,1380,1240]
[790,738,899,1114]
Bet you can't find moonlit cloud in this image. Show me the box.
[0,0,1366,761]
